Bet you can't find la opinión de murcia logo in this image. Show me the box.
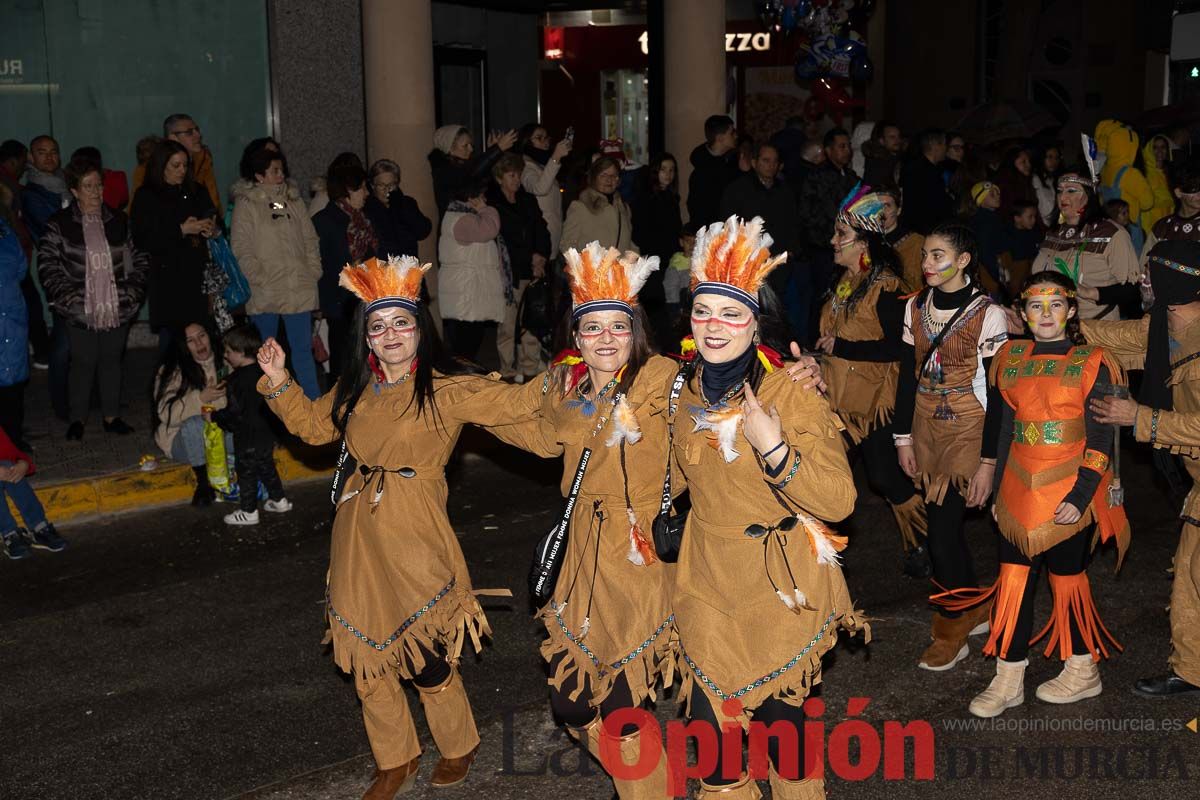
[598,697,935,795]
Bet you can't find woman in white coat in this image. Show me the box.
[438,181,509,361]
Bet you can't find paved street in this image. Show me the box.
[3,431,1199,799]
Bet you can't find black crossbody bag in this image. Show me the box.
[529,447,592,606]
[651,367,688,562]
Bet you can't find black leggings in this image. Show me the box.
[547,652,639,736]
[689,691,807,785]
[857,423,918,507]
[997,529,1091,663]
[927,485,978,612]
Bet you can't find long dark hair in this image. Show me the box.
[1017,271,1086,345]
[330,301,484,435]
[641,153,678,195]
[682,284,791,393]
[831,228,902,313]
[144,140,194,191]
[151,320,223,430]
[924,221,980,291]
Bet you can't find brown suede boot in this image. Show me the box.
[697,773,763,799]
[769,766,825,798]
[919,612,972,671]
[430,743,479,789]
[362,756,419,799]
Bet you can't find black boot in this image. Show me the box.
[1134,672,1200,696]
[191,465,215,507]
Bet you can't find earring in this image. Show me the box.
[859,249,872,271]
[752,330,761,345]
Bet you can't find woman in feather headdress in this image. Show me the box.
[671,215,868,800]
[482,242,680,799]
[817,184,931,579]
[256,255,530,799]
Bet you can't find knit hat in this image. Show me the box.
[689,216,788,314]
[339,255,429,315]
[971,181,998,206]
[564,242,659,320]
[433,125,466,155]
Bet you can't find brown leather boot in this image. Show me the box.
[363,756,419,799]
[430,743,480,789]
[919,612,972,671]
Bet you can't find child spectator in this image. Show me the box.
[663,222,698,325]
[1006,199,1044,296]
[208,324,291,526]
[967,181,1008,299]
[1,425,66,559]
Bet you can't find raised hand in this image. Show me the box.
[742,382,784,460]
[258,337,289,387]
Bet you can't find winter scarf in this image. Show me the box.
[80,212,120,330]
[336,198,378,262]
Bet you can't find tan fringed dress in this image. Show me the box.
[671,363,868,717]
[818,268,905,444]
[492,354,680,708]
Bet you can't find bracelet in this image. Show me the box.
[771,451,803,489]
[979,457,997,466]
[265,378,293,400]
[761,440,787,460]
[1151,408,1160,445]
[892,434,913,448]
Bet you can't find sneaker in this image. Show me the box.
[28,523,67,552]
[263,498,293,513]
[31,357,49,371]
[224,509,260,526]
[2,529,32,560]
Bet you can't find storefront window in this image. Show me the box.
[1,0,271,204]
[600,69,648,165]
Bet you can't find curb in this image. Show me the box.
[7,445,336,527]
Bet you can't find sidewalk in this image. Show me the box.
[15,333,335,524]
[11,325,508,525]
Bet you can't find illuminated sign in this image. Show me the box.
[637,31,771,55]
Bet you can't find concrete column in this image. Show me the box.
[362,0,440,309]
[664,0,726,219]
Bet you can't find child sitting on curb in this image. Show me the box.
[207,324,292,526]
[1,426,67,560]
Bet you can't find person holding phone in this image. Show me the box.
[518,123,573,262]
[939,271,1128,718]
[151,320,230,506]
[131,140,218,356]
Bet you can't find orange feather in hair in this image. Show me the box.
[689,216,788,297]
[338,256,429,305]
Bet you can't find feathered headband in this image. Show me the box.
[564,242,659,320]
[338,255,429,315]
[690,215,788,314]
[836,182,887,233]
[1066,132,1102,189]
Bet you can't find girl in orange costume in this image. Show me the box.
[939,271,1130,718]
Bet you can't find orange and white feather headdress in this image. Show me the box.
[564,242,659,320]
[338,255,429,315]
[689,215,787,314]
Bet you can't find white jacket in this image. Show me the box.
[438,209,508,323]
[522,156,563,257]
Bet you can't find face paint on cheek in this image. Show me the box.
[366,327,417,339]
[578,329,632,339]
[935,262,958,280]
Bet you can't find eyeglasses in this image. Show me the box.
[367,318,415,337]
[171,126,200,137]
[372,180,399,192]
[744,515,799,539]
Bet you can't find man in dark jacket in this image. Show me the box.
[796,128,859,342]
[719,144,799,296]
[863,121,903,187]
[900,128,954,235]
[488,153,551,380]
[686,115,740,228]
[770,116,807,184]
